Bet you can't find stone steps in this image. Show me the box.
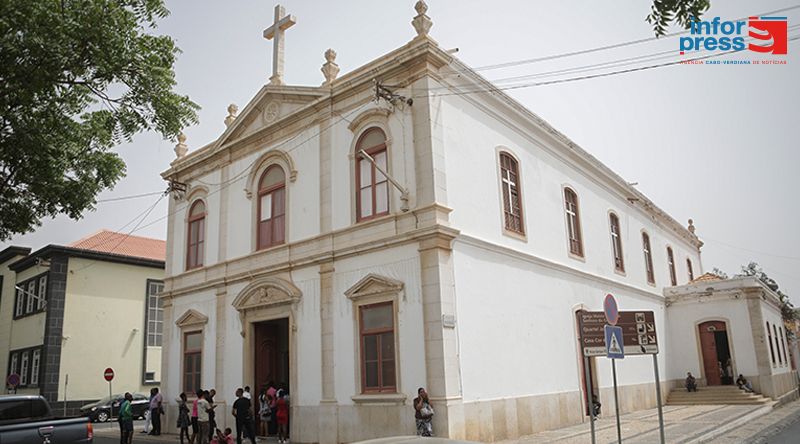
[666,386,772,405]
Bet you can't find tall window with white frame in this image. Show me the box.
[499,152,524,235]
[355,128,389,222]
[359,302,396,393]
[30,349,40,386]
[564,188,583,257]
[780,327,789,366]
[9,353,18,378]
[257,165,286,250]
[26,281,35,313]
[667,247,677,286]
[609,213,624,272]
[773,324,783,366]
[37,275,47,310]
[642,232,655,284]
[146,281,165,347]
[183,331,202,393]
[15,288,24,317]
[687,258,694,282]
[19,351,29,385]
[186,200,206,270]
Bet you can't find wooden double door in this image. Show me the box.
[698,320,733,385]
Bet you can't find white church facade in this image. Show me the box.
[158,2,797,442]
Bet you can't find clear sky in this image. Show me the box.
[4,1,798,303]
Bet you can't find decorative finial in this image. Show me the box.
[688,218,696,234]
[412,1,433,38]
[224,103,239,127]
[174,132,188,159]
[321,48,340,86]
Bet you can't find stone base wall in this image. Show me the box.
[460,380,676,442]
[160,381,679,443]
[50,399,96,418]
[754,370,799,400]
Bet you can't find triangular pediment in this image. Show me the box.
[213,85,324,150]
[232,277,302,311]
[345,274,404,301]
[175,309,208,328]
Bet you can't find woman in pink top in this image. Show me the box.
[266,382,277,436]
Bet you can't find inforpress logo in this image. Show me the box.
[679,16,788,55]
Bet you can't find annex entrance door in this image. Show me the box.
[698,320,733,385]
[254,318,289,432]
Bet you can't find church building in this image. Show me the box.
[158,2,797,442]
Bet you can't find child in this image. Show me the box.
[177,392,191,444]
[276,389,289,443]
[210,427,234,444]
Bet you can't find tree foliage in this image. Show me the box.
[0,0,199,240]
[736,262,796,325]
[646,0,711,36]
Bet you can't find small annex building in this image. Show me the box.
[0,230,165,416]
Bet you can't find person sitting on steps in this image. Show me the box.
[736,374,754,393]
[685,372,697,392]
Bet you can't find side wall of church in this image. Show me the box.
[451,240,670,441]
[437,92,702,297]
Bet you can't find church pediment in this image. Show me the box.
[175,309,209,328]
[232,277,302,311]
[345,274,404,301]
[213,86,324,150]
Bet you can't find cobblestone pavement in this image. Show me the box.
[702,399,800,443]
[505,404,776,444]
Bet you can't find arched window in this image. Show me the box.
[609,213,624,272]
[767,322,776,366]
[564,188,583,257]
[186,200,206,270]
[687,258,694,282]
[642,232,654,284]
[499,152,524,234]
[667,247,677,286]
[780,327,789,366]
[355,128,389,221]
[257,165,286,250]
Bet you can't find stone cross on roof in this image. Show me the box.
[263,4,296,85]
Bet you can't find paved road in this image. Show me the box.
[766,415,800,444]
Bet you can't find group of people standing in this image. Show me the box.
[168,383,288,444]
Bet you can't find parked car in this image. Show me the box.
[0,395,93,443]
[79,393,149,422]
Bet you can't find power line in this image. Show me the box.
[96,190,165,203]
[703,237,800,263]
[416,34,800,98]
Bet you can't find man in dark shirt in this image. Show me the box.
[232,388,256,444]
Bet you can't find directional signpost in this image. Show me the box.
[578,300,665,444]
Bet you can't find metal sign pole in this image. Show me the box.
[652,353,666,444]
[612,358,622,444]
[584,356,596,444]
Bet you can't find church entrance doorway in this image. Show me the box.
[254,318,290,432]
[698,320,733,385]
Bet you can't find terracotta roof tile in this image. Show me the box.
[69,230,165,262]
[690,272,725,284]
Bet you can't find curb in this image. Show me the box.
[685,402,776,444]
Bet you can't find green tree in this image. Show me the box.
[0,0,199,241]
[646,0,711,36]
[736,262,796,326]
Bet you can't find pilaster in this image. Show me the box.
[160,296,174,429]
[318,261,338,444]
[417,232,464,439]
[411,76,448,207]
[215,286,228,393]
[319,112,333,233]
[746,290,776,397]
[41,255,67,403]
[218,164,230,262]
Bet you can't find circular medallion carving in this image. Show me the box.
[263,101,280,124]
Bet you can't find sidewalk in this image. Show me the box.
[504,403,778,444]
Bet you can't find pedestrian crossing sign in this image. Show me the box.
[605,324,624,359]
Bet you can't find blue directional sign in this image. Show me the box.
[605,324,625,359]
